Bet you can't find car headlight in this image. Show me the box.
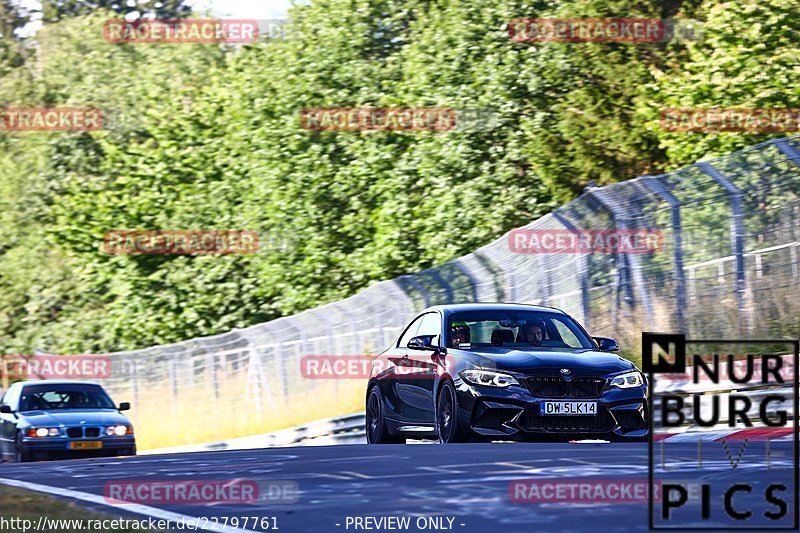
[460,369,520,388]
[106,424,132,436]
[27,427,60,437]
[610,370,644,388]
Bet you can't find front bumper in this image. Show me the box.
[454,377,648,440]
[21,436,137,457]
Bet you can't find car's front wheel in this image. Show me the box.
[437,380,469,443]
[366,387,405,444]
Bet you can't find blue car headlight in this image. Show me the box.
[27,427,61,437]
[460,369,520,388]
[610,370,644,389]
[106,424,133,436]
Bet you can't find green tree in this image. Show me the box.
[40,0,189,23]
[642,0,800,166]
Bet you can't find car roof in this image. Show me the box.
[421,302,568,315]
[19,380,102,387]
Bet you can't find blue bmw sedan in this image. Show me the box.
[0,380,136,462]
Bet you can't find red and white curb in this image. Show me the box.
[654,427,795,442]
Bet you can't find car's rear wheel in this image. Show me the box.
[366,387,405,444]
[14,433,31,463]
[437,380,468,443]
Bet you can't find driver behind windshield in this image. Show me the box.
[68,391,88,407]
[450,322,471,347]
[519,320,545,346]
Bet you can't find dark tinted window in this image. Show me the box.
[19,384,115,411]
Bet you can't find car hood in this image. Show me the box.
[18,409,130,427]
[460,347,635,376]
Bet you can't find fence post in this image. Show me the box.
[167,359,179,421]
[398,274,431,308]
[274,317,303,404]
[376,281,415,347]
[425,267,454,304]
[536,254,551,305]
[472,250,507,302]
[698,162,748,331]
[130,358,140,409]
[208,352,219,399]
[451,259,479,302]
[552,211,591,327]
[776,139,800,166]
[640,176,688,333]
[586,187,655,323]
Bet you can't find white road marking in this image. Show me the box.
[492,462,536,470]
[0,477,261,533]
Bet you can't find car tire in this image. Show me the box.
[436,380,468,443]
[366,387,405,444]
[14,432,31,463]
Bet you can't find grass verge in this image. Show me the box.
[0,484,160,532]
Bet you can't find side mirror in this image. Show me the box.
[0,404,12,414]
[118,402,131,411]
[407,335,439,351]
[593,337,620,352]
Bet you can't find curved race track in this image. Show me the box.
[0,441,795,532]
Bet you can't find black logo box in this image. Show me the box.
[644,333,799,530]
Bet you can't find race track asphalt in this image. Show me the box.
[0,441,796,532]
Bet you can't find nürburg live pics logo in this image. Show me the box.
[644,332,799,530]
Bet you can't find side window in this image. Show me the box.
[553,319,582,348]
[416,313,442,343]
[2,384,20,410]
[398,315,425,347]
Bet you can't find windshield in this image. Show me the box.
[19,384,116,411]
[447,310,594,350]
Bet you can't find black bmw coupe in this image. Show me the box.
[366,303,648,443]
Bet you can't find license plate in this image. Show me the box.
[539,401,597,416]
[68,441,103,449]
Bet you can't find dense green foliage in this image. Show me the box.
[40,0,189,23]
[0,0,797,353]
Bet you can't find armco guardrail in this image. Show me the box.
[142,412,367,455]
[22,135,797,451]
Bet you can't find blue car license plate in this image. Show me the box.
[540,401,597,416]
